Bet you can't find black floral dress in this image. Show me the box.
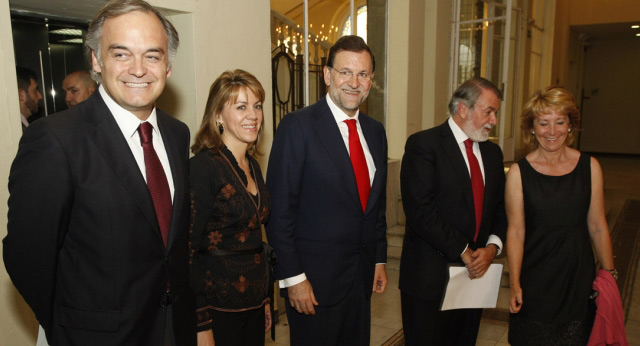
[189,147,271,332]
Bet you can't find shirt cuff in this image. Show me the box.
[486,235,502,256]
[278,273,307,288]
[460,243,469,257]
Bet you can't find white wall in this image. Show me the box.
[579,37,640,154]
[0,1,273,344]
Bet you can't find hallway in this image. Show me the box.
[266,154,640,345]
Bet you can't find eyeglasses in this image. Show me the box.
[330,68,373,82]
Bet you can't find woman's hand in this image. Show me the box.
[510,286,523,313]
[197,329,215,346]
[264,303,272,332]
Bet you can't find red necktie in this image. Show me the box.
[345,119,370,212]
[464,139,484,242]
[139,122,172,246]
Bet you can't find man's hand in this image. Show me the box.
[466,244,497,279]
[372,264,388,293]
[287,279,318,315]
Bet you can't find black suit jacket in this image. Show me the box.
[399,121,507,299]
[4,92,196,345]
[266,97,388,306]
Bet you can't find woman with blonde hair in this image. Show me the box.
[506,86,615,345]
[189,69,271,346]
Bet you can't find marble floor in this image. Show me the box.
[266,154,640,345]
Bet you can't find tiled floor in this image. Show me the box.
[266,154,640,345]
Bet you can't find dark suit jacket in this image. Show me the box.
[4,92,196,345]
[266,97,388,306]
[399,121,507,299]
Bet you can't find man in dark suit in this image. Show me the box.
[399,77,507,345]
[3,1,195,345]
[266,35,388,346]
[16,66,43,131]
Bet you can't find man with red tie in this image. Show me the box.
[266,35,388,346]
[4,1,195,345]
[399,77,507,345]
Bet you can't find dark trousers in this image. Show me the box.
[285,280,370,346]
[401,292,482,346]
[164,305,176,346]
[209,307,265,346]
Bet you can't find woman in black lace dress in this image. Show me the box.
[505,86,615,345]
[189,70,271,346]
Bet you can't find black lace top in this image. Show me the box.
[189,147,271,332]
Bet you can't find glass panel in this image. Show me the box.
[459,0,484,22]
[270,0,353,130]
[456,22,485,85]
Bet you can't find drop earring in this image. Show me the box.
[216,120,224,133]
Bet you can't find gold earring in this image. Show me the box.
[215,120,224,133]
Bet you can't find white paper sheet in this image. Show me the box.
[440,263,503,311]
[36,325,49,346]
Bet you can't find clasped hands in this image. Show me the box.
[461,244,497,279]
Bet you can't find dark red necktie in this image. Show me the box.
[345,119,370,212]
[464,139,484,242]
[139,122,172,246]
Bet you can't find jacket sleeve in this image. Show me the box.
[400,133,468,261]
[265,115,307,280]
[188,153,217,331]
[4,121,73,341]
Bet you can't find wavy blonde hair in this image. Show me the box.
[521,86,580,147]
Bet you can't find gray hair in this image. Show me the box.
[448,77,503,116]
[84,0,179,83]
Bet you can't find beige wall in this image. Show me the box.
[0,0,39,343]
[386,0,452,160]
[552,0,640,86]
[0,0,273,344]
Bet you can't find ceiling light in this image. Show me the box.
[632,25,640,29]
[49,28,83,36]
[59,38,84,44]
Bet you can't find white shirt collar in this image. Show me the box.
[448,116,470,145]
[99,85,160,139]
[326,93,360,124]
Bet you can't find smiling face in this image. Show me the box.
[217,88,263,151]
[323,50,374,117]
[460,88,500,142]
[533,111,570,152]
[92,11,171,120]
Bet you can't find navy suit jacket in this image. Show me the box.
[399,121,507,299]
[266,97,388,306]
[4,92,196,345]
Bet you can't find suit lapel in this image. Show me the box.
[440,123,475,216]
[313,99,363,212]
[157,113,183,251]
[479,141,497,223]
[359,115,383,215]
[83,93,164,245]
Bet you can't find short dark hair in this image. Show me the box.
[85,0,179,83]
[326,35,375,72]
[16,66,37,92]
[448,77,503,116]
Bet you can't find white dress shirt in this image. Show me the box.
[279,95,379,288]
[448,117,502,255]
[99,85,175,201]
